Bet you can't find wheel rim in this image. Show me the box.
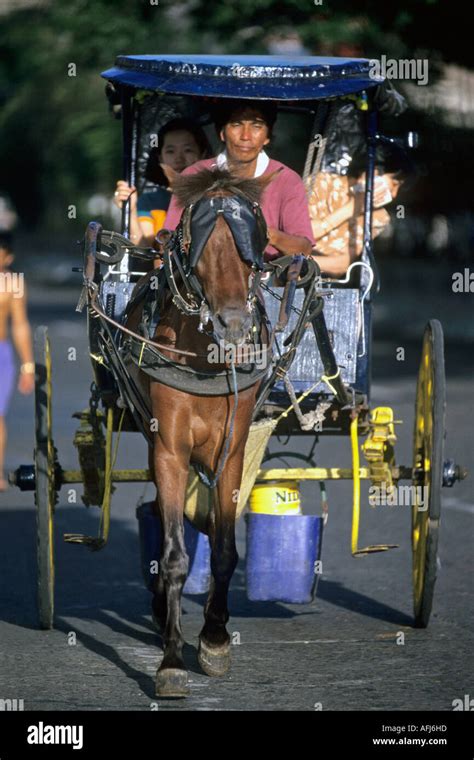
[412,321,445,625]
[45,337,55,597]
[412,338,432,608]
[34,327,56,628]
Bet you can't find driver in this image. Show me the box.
[162,99,315,260]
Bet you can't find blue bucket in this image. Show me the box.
[136,502,211,594]
[245,513,324,604]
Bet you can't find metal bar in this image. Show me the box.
[309,308,352,405]
[256,466,413,481]
[362,104,379,295]
[253,261,319,420]
[276,255,304,330]
[60,465,414,485]
[119,87,137,279]
[84,221,102,284]
[350,414,361,553]
[107,469,152,482]
[61,469,152,483]
[120,88,133,239]
[302,106,323,184]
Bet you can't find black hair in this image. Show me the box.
[145,118,211,185]
[0,231,13,252]
[212,99,278,139]
[158,117,211,157]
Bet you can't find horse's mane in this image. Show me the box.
[172,168,265,208]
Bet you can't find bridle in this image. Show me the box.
[150,192,271,489]
[161,193,269,335]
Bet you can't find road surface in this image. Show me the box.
[0,282,472,711]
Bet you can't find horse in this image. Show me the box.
[124,168,276,697]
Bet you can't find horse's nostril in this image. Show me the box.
[216,309,251,330]
[214,308,252,346]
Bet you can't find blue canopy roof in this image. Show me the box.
[101,55,383,100]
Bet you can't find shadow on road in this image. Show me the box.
[0,503,413,639]
[316,579,413,627]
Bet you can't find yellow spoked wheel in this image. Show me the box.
[412,320,446,628]
[34,326,60,629]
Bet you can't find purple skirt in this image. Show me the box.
[0,340,15,416]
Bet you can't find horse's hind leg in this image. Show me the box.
[152,451,190,698]
[198,455,241,677]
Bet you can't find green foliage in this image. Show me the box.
[0,0,467,231]
[0,0,187,229]
[181,0,464,63]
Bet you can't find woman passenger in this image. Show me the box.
[113,118,211,247]
[307,170,403,277]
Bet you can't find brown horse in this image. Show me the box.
[125,168,275,697]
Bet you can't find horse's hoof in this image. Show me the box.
[198,637,231,677]
[155,668,190,698]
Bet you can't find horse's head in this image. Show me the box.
[166,166,279,346]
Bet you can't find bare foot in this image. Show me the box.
[0,478,9,492]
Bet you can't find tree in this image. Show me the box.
[0,0,190,228]
[181,0,468,67]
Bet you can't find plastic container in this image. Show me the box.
[245,513,324,603]
[136,501,211,594]
[249,481,302,515]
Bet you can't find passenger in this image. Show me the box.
[307,84,407,276]
[113,118,211,246]
[163,100,315,260]
[0,232,34,491]
[307,170,403,277]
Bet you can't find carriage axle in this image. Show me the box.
[10,462,466,492]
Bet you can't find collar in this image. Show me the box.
[215,150,270,177]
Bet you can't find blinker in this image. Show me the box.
[185,195,267,272]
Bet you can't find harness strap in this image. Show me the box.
[89,290,202,358]
[304,101,338,191]
[162,236,201,316]
[125,333,271,396]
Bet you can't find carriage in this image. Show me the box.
[10,55,466,686]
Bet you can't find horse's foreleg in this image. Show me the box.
[148,445,167,635]
[152,448,190,697]
[198,453,242,677]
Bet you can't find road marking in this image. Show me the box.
[235,639,362,645]
[116,646,160,658]
[443,498,474,514]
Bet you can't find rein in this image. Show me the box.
[162,219,203,317]
[89,289,204,358]
[89,288,273,364]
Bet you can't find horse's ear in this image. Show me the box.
[159,163,180,189]
[255,167,284,190]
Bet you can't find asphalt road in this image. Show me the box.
[0,283,473,712]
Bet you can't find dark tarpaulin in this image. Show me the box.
[101,55,383,100]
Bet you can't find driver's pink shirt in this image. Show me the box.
[163,156,315,257]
